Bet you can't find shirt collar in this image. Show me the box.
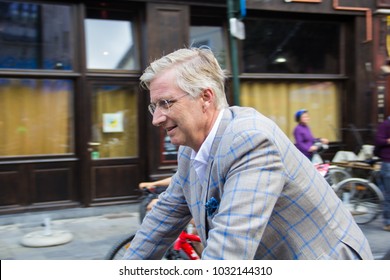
[191,109,224,178]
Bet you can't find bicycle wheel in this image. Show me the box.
[105,235,189,260]
[334,178,384,224]
[163,246,192,260]
[327,166,351,187]
[105,234,135,260]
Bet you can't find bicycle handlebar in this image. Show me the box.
[140,186,167,195]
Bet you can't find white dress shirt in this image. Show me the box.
[191,109,224,182]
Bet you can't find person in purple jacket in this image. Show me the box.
[375,116,390,231]
[293,109,328,160]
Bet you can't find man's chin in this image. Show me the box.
[170,139,181,146]
[169,137,184,147]
[167,132,184,146]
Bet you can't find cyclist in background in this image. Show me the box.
[293,109,329,160]
[138,176,203,255]
[139,177,171,213]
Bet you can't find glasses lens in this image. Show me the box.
[149,96,185,116]
[148,104,156,115]
[148,100,170,115]
[160,100,171,114]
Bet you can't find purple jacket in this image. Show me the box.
[293,123,317,158]
[375,117,390,163]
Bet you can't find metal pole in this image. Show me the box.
[227,0,240,106]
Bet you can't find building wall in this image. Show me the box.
[0,0,386,214]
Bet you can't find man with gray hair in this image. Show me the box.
[124,47,373,260]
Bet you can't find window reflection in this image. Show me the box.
[0,78,74,156]
[0,1,73,70]
[85,19,139,70]
[240,81,341,142]
[190,26,226,69]
[243,19,340,74]
[91,84,139,159]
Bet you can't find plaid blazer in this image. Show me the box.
[124,107,373,260]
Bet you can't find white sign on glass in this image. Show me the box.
[103,112,124,133]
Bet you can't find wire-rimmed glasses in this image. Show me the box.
[148,94,188,116]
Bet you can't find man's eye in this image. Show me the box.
[160,100,170,109]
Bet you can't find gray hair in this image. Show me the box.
[140,47,229,110]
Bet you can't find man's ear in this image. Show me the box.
[201,88,214,106]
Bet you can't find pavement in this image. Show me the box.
[0,204,141,260]
[356,216,390,260]
[0,203,389,260]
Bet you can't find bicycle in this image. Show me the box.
[105,225,201,260]
[105,187,202,260]
[312,141,352,187]
[319,124,379,188]
[315,125,384,225]
[333,159,385,225]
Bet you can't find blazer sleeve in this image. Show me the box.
[122,174,192,259]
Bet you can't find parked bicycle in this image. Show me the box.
[333,159,385,225]
[310,126,385,225]
[105,187,202,260]
[311,140,352,187]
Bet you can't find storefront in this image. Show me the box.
[0,0,387,214]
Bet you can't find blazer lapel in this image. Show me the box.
[201,109,233,240]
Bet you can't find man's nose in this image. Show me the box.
[151,109,166,127]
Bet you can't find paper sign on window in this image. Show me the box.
[103,112,124,133]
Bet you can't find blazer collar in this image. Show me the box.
[208,108,234,161]
[201,108,234,239]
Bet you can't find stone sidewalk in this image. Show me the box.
[0,204,140,260]
[0,203,389,260]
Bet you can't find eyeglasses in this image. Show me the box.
[148,94,188,116]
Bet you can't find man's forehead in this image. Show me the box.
[150,71,175,91]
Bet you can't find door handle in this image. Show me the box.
[87,142,100,152]
[88,142,101,146]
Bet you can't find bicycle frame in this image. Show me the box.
[314,162,330,177]
[173,230,201,260]
[106,186,203,260]
[141,187,203,260]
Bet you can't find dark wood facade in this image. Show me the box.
[0,0,389,215]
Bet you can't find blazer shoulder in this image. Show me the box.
[224,106,279,135]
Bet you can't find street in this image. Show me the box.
[356,216,390,259]
[0,204,389,260]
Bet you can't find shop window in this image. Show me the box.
[243,18,340,74]
[85,12,139,70]
[190,26,227,69]
[0,78,74,156]
[240,81,341,142]
[90,84,139,159]
[0,1,74,70]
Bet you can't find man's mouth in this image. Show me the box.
[166,125,177,132]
